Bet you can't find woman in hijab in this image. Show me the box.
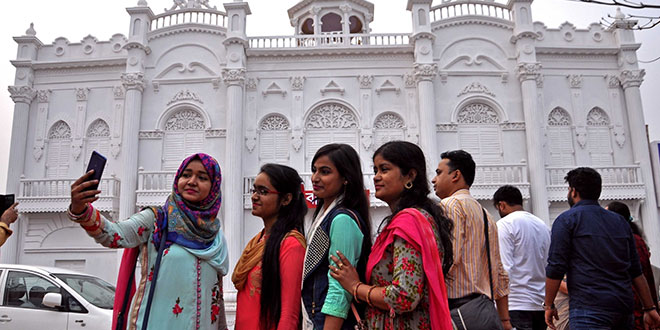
[68,153,228,330]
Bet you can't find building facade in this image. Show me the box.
[5,0,659,324]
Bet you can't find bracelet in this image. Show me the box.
[542,302,556,310]
[352,282,363,302]
[643,305,657,312]
[81,210,101,232]
[366,286,376,307]
[67,204,89,221]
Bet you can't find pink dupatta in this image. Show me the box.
[366,208,452,330]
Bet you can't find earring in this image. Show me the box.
[405,181,413,189]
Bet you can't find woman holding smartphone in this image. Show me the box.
[330,141,454,329]
[68,153,228,330]
[302,143,372,330]
[233,164,307,329]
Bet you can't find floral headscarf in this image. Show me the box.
[152,153,222,249]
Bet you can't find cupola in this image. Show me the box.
[287,0,374,35]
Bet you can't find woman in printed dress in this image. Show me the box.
[330,141,454,330]
[68,153,228,330]
[233,164,307,329]
[301,143,372,329]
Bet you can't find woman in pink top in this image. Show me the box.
[233,164,307,329]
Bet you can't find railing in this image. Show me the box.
[150,8,227,31]
[430,0,512,23]
[545,165,646,201]
[18,177,120,212]
[248,33,410,49]
[470,164,530,200]
[136,170,175,207]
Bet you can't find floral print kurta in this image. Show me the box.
[365,210,442,330]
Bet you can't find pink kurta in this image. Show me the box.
[235,236,305,330]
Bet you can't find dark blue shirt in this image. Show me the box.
[546,200,642,312]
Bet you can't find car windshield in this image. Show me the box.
[53,274,115,309]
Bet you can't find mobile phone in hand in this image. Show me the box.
[83,151,107,192]
[0,194,14,215]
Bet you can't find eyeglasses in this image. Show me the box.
[250,187,280,196]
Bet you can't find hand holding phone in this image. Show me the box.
[83,151,107,192]
[0,194,15,217]
[70,151,107,215]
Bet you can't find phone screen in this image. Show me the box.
[83,151,107,192]
[0,194,15,215]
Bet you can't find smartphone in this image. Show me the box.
[0,194,14,215]
[83,151,107,192]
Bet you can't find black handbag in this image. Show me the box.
[449,209,503,330]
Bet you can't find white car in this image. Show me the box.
[0,264,114,330]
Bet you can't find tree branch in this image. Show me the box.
[573,0,660,9]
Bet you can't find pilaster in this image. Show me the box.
[290,76,305,172]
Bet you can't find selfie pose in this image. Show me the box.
[302,143,372,330]
[68,153,228,330]
[330,141,454,329]
[233,164,307,330]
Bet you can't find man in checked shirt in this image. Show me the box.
[432,150,512,330]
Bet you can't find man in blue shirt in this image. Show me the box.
[544,167,660,330]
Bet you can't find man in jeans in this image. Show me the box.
[493,185,550,330]
[544,167,660,329]
[433,150,512,330]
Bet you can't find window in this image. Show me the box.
[305,103,359,167]
[259,114,290,163]
[374,113,405,149]
[85,119,110,165]
[301,18,314,34]
[162,109,205,170]
[3,271,59,310]
[46,121,72,178]
[456,103,503,164]
[349,16,363,33]
[587,108,613,165]
[321,13,342,32]
[546,108,575,166]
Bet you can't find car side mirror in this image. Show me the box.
[42,292,63,308]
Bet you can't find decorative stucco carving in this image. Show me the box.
[535,74,544,88]
[403,73,416,88]
[547,108,571,126]
[413,63,438,82]
[75,88,90,101]
[245,130,256,152]
[166,0,217,11]
[168,89,203,105]
[515,62,542,82]
[436,123,458,132]
[291,129,303,152]
[138,130,164,139]
[575,126,587,148]
[221,68,246,86]
[357,75,374,89]
[48,121,72,139]
[290,76,305,91]
[245,78,258,91]
[360,128,373,150]
[8,85,36,104]
[37,90,52,103]
[86,119,110,138]
[457,82,495,97]
[500,122,526,130]
[121,72,145,92]
[605,74,621,89]
[113,86,125,99]
[619,69,645,89]
[260,114,290,130]
[306,103,358,129]
[320,80,345,96]
[375,80,400,95]
[456,104,500,124]
[262,82,287,97]
[205,129,226,138]
[566,74,583,89]
[587,108,610,126]
[374,113,405,129]
[165,109,206,130]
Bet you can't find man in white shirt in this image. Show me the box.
[493,185,550,330]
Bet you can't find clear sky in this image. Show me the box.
[1,0,659,193]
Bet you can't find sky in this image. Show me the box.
[1,0,659,193]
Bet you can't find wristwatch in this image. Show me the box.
[542,302,556,310]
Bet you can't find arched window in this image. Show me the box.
[374,113,405,149]
[162,109,206,170]
[587,107,613,165]
[46,121,72,178]
[305,103,359,166]
[546,108,575,166]
[456,103,502,164]
[349,16,363,33]
[301,18,314,34]
[321,13,342,32]
[85,119,110,165]
[259,114,290,163]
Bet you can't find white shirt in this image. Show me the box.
[496,210,551,311]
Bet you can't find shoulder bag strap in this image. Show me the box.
[483,208,494,301]
[141,209,169,330]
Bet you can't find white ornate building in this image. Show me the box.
[5,0,659,323]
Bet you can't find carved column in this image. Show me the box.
[357,75,373,166]
[567,75,588,163]
[118,73,145,221]
[290,76,305,172]
[414,63,438,175]
[2,86,36,263]
[604,75,626,148]
[403,73,420,144]
[33,90,51,162]
[244,77,257,160]
[72,88,90,160]
[111,86,125,159]
[620,70,660,265]
[516,63,550,222]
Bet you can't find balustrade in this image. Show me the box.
[18,177,120,212]
[248,33,410,49]
[430,0,512,23]
[150,8,227,31]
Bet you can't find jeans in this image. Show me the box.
[509,310,546,330]
[569,307,634,330]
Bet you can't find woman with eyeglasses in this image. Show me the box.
[329,141,454,329]
[301,143,372,330]
[233,164,307,330]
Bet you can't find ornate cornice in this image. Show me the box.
[36,89,52,103]
[509,31,540,43]
[223,36,249,48]
[8,85,36,104]
[122,41,151,55]
[147,26,226,42]
[222,68,246,86]
[357,75,374,89]
[619,69,645,89]
[121,72,146,92]
[413,63,438,82]
[515,62,542,82]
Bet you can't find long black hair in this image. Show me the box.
[311,144,372,281]
[258,164,307,329]
[374,141,454,275]
[606,201,645,241]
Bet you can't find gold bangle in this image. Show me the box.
[366,286,376,307]
[352,282,362,302]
